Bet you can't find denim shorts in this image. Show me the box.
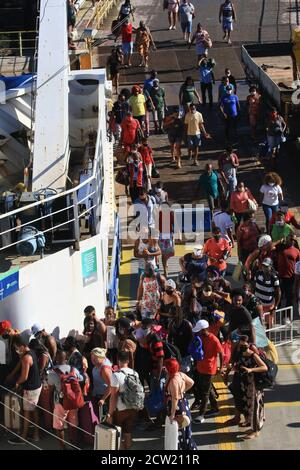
[181,21,192,34]
[187,134,201,149]
[122,41,133,55]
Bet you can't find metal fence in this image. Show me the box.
[0,133,104,256]
[265,306,294,347]
[0,30,37,56]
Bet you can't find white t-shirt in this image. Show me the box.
[213,210,234,241]
[111,367,139,411]
[260,184,282,206]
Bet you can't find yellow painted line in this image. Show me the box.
[118,246,133,310]
[278,364,300,369]
[265,401,300,408]
[213,378,236,451]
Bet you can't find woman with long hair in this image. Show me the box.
[164,358,197,449]
[259,172,283,233]
[227,336,267,439]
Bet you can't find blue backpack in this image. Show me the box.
[188,336,204,361]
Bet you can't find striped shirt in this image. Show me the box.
[147,333,164,372]
[254,270,280,306]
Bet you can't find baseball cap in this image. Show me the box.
[166,279,176,289]
[262,257,273,267]
[192,319,209,333]
[31,323,44,336]
[258,235,272,248]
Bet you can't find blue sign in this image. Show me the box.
[0,269,19,301]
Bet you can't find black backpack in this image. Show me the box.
[163,341,182,364]
[254,357,278,390]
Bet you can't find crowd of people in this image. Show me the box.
[0,0,299,452]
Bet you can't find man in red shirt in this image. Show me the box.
[276,234,300,308]
[121,112,141,152]
[203,226,231,276]
[120,18,135,67]
[191,320,223,424]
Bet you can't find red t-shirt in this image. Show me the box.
[122,23,133,43]
[277,246,300,278]
[203,237,231,271]
[139,145,154,165]
[121,117,139,145]
[196,332,223,375]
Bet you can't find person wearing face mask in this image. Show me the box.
[220,85,240,143]
[266,107,286,162]
[180,245,208,282]
[7,335,42,445]
[236,211,261,263]
[259,172,283,233]
[203,227,231,276]
[227,336,267,439]
[157,279,181,331]
[270,201,300,231]
[115,318,137,369]
[246,86,261,139]
[230,181,256,227]
[197,163,221,213]
[228,289,255,344]
[189,23,212,66]
[139,138,155,191]
[243,283,264,323]
[271,211,293,243]
[253,258,281,328]
[191,320,224,422]
[129,85,147,131]
[150,79,167,134]
[275,235,300,311]
[126,150,144,202]
[218,144,239,195]
[218,76,234,101]
[168,309,193,374]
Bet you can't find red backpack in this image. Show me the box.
[55,368,84,410]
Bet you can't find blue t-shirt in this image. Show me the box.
[199,66,213,84]
[220,94,239,117]
[144,78,155,94]
[219,83,234,99]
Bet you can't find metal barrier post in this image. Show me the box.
[72,191,81,251]
[18,32,23,56]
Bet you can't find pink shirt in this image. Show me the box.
[230,188,256,214]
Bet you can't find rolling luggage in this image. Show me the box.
[78,401,99,446]
[4,393,21,431]
[94,408,121,450]
[164,416,178,450]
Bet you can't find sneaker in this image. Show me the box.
[205,408,220,417]
[190,400,201,411]
[228,39,232,45]
[169,26,173,30]
[172,26,176,30]
[193,415,205,424]
[8,436,25,445]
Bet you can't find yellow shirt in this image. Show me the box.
[184,111,204,135]
[129,94,146,117]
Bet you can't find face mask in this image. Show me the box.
[276,221,284,226]
[269,183,275,187]
[240,345,248,353]
[214,235,221,241]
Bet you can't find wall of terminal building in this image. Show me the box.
[0,234,108,339]
[0,0,38,31]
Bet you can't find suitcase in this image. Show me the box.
[4,394,21,431]
[94,422,121,450]
[38,384,54,430]
[78,401,99,446]
[164,416,178,450]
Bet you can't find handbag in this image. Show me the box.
[115,167,129,186]
[248,198,258,212]
[152,164,160,178]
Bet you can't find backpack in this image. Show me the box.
[55,367,84,410]
[163,341,182,364]
[188,336,204,361]
[118,370,145,410]
[254,356,278,390]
